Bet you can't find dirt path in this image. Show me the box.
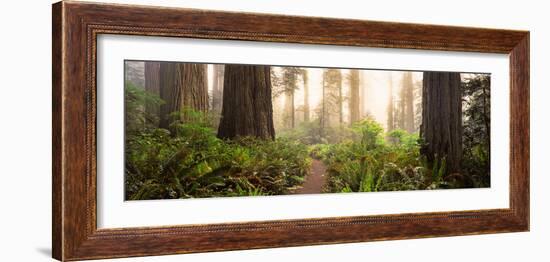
[295,159,327,194]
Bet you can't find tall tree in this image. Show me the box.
[413,79,423,132]
[322,69,343,127]
[281,67,300,129]
[217,65,275,140]
[360,72,368,118]
[144,61,161,125]
[420,72,462,175]
[338,71,344,127]
[386,73,394,131]
[158,62,208,130]
[211,64,225,115]
[125,61,145,88]
[348,70,361,125]
[462,74,491,184]
[401,72,415,133]
[302,69,310,122]
[320,71,327,138]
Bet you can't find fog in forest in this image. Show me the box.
[266,67,422,132]
[127,61,424,132]
[124,60,491,200]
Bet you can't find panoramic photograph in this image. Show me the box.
[124,61,491,200]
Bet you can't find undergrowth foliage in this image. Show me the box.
[312,118,455,193]
[125,83,309,199]
[125,129,309,199]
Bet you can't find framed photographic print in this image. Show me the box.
[52,1,529,261]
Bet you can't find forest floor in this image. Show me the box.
[294,159,327,194]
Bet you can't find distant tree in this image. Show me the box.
[158,62,208,130]
[386,73,395,131]
[322,69,343,127]
[217,65,275,140]
[462,74,491,184]
[420,71,462,175]
[397,96,405,131]
[320,71,327,138]
[360,72,368,118]
[462,74,490,148]
[211,64,225,114]
[348,70,361,125]
[144,61,161,125]
[282,67,301,128]
[271,67,301,129]
[400,72,415,133]
[338,72,344,127]
[125,61,145,88]
[413,78,422,132]
[302,69,310,122]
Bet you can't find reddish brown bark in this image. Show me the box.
[420,71,462,174]
[158,62,208,130]
[217,65,275,140]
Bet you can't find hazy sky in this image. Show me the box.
[208,65,422,130]
[128,62,423,131]
[126,62,487,132]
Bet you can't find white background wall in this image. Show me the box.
[0,0,546,261]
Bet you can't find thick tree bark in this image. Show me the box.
[420,71,462,175]
[217,65,275,140]
[144,61,161,125]
[349,70,361,125]
[158,62,208,130]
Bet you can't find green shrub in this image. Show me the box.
[125,110,310,200]
[323,120,435,193]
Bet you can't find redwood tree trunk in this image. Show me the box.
[217,65,275,140]
[158,62,208,130]
[420,71,462,175]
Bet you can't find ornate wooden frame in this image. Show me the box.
[52,1,530,261]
